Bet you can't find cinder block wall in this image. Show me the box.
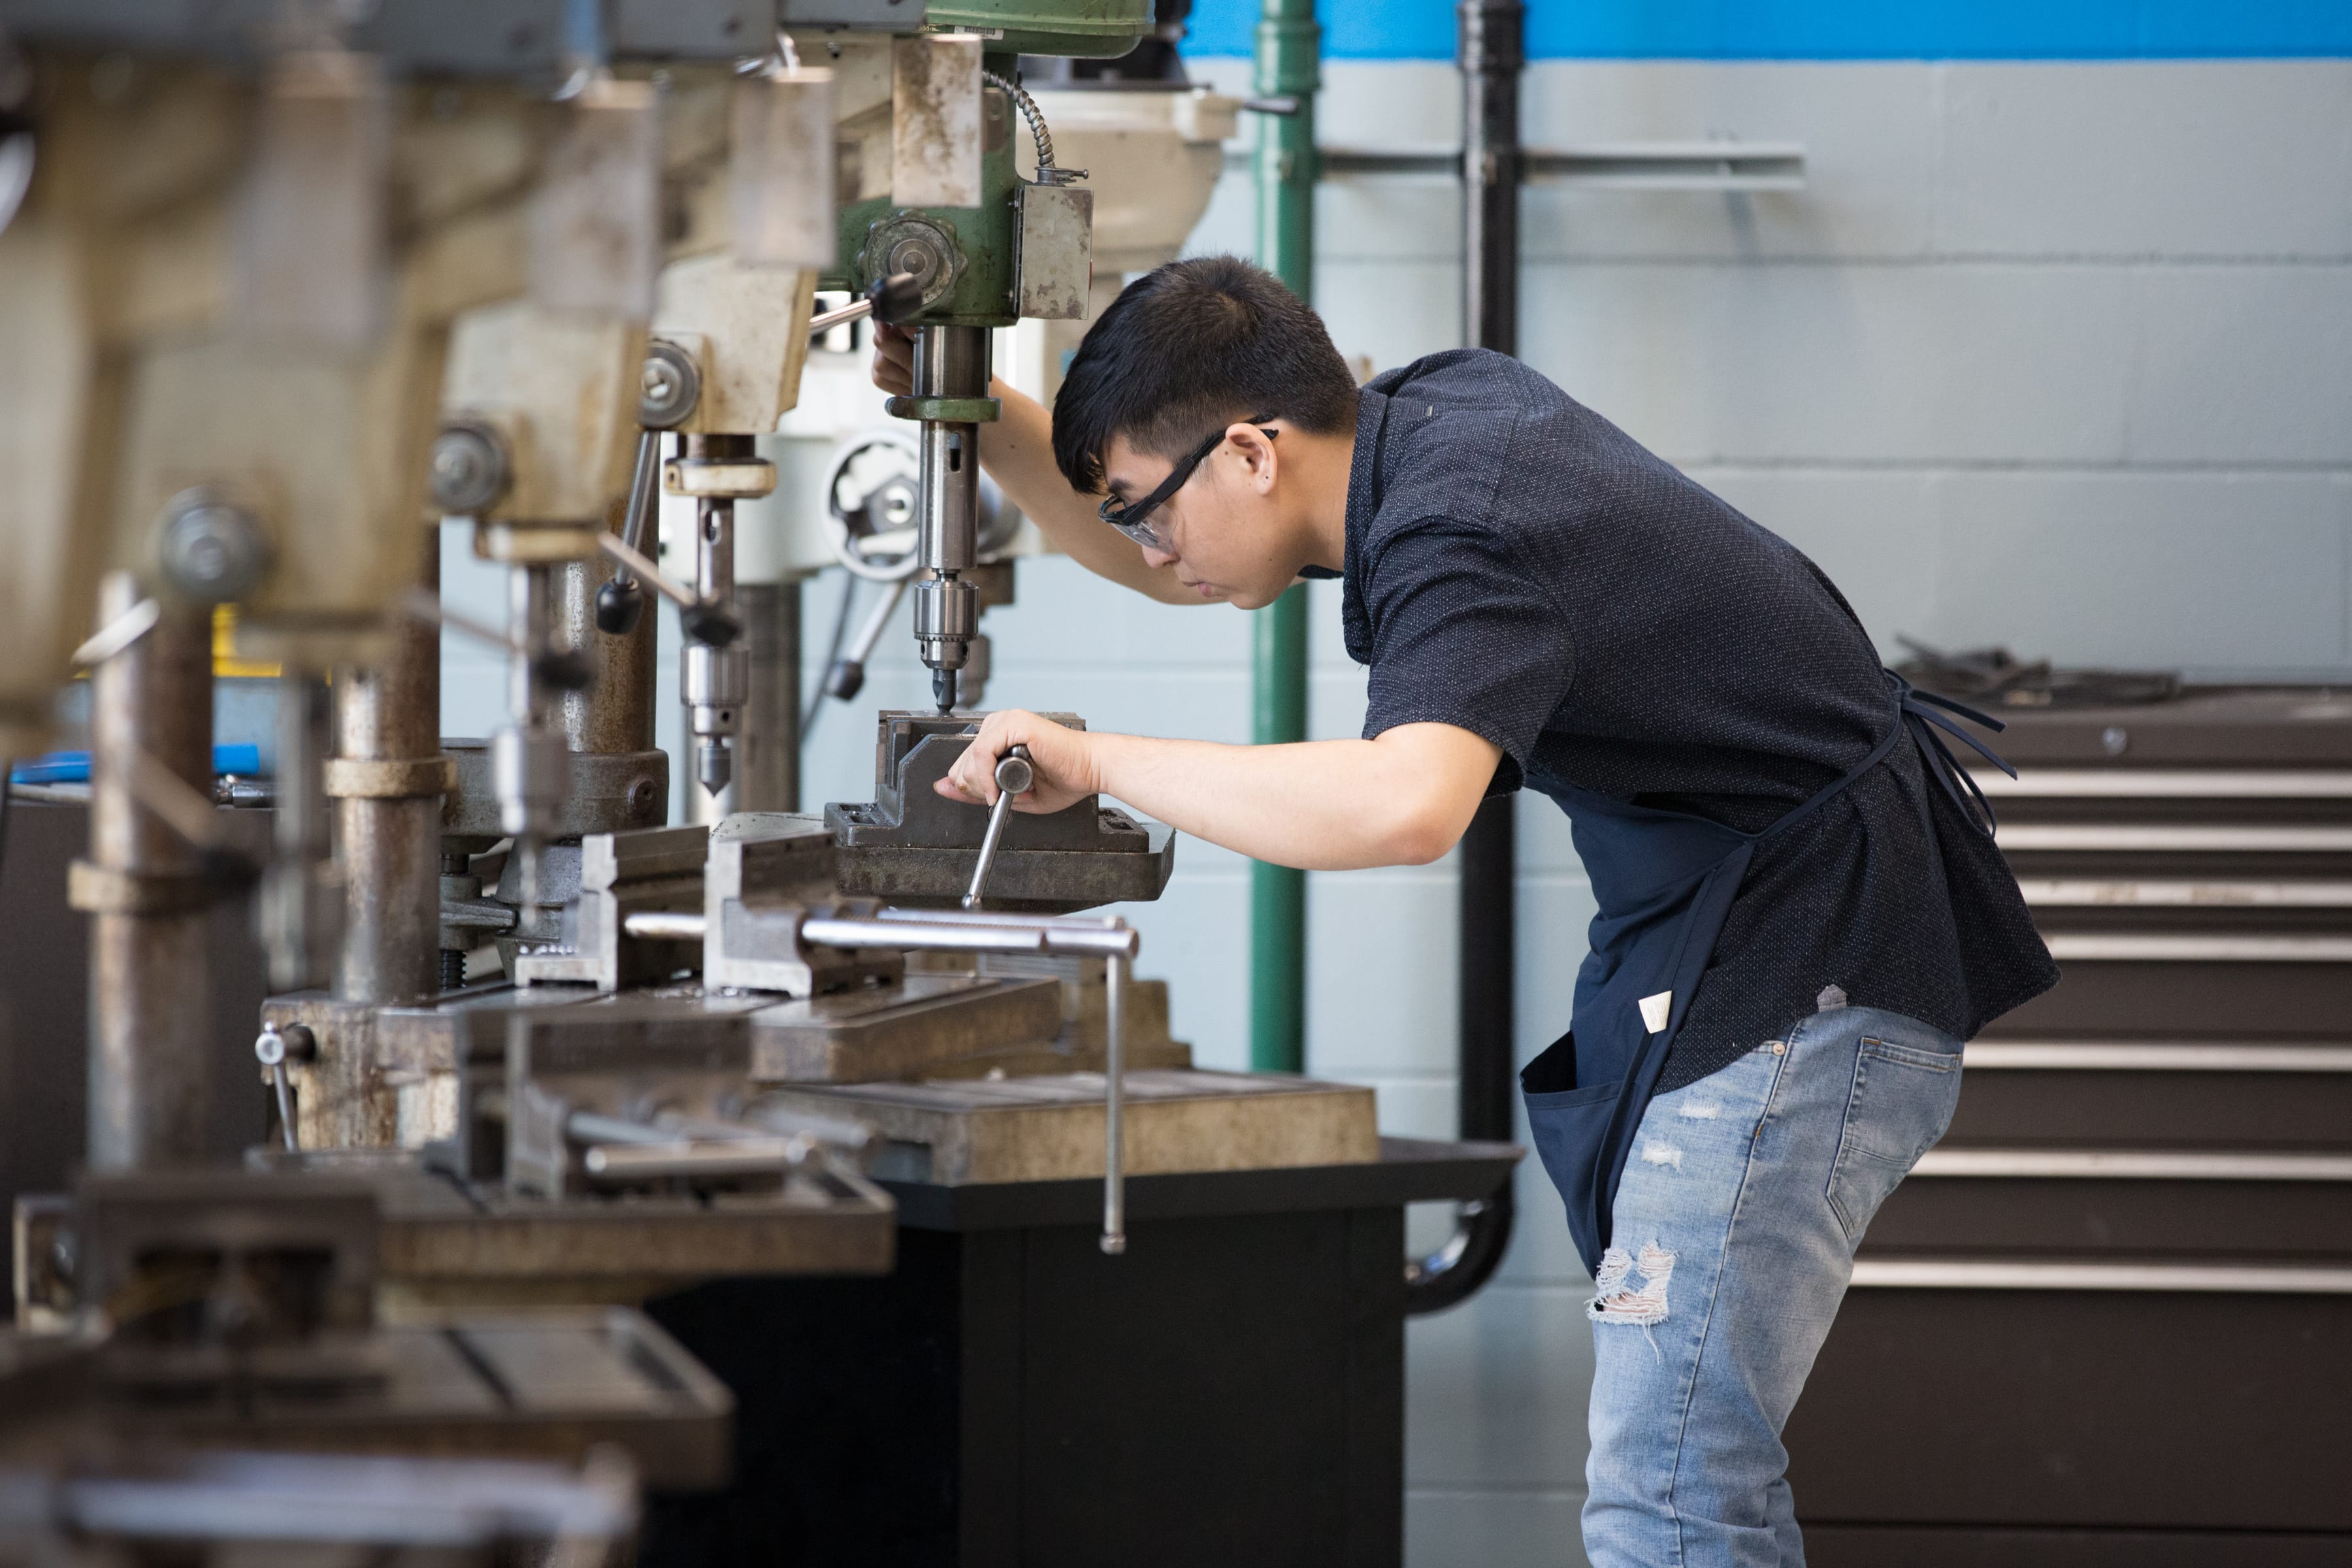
[440,14,2352,1563]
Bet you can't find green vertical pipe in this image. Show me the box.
[1249,0,1318,1075]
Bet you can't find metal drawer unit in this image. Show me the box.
[1788,689,2352,1566]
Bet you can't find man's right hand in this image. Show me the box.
[870,321,915,397]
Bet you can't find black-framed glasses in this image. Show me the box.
[1098,414,1277,554]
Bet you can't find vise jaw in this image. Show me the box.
[824,711,1175,913]
[704,814,904,995]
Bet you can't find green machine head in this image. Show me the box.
[823,0,1153,710]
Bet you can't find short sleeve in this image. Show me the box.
[1358,517,1574,794]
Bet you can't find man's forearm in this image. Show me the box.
[1092,731,1469,871]
[977,380,1200,606]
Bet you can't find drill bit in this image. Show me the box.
[933,666,956,713]
[697,736,733,795]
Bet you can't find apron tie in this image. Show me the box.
[1891,672,2015,835]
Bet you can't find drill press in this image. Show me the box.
[830,35,1096,712]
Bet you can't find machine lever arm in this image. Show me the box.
[596,534,741,647]
[961,745,1032,911]
[595,427,668,635]
[809,272,922,337]
[253,1023,316,1152]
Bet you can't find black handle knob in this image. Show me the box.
[825,659,866,701]
[595,577,645,636]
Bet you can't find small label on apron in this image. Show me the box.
[1639,990,1673,1034]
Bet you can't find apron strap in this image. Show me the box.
[1893,674,2015,835]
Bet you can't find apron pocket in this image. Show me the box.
[1522,1080,1623,1277]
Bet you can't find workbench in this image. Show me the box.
[640,1137,1521,1568]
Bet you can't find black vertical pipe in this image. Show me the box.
[1462,0,1522,355]
[1406,0,1523,1316]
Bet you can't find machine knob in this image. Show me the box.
[427,420,510,515]
[595,576,645,636]
[156,489,272,603]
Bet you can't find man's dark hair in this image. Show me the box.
[1051,255,1359,494]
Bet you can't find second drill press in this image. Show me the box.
[833,32,1094,713]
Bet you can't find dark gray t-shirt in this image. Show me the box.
[1341,349,2056,1090]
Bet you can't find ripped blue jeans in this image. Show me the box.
[1581,1003,1965,1568]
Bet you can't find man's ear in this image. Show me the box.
[1228,421,1279,495]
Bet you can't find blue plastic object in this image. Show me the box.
[10,743,263,785]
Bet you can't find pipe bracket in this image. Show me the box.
[884,395,1002,424]
[67,860,215,915]
[323,755,457,800]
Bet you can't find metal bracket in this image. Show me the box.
[323,756,456,800]
[1273,140,1807,191]
[883,395,1003,423]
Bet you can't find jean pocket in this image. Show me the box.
[1825,1034,1964,1243]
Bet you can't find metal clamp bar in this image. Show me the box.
[1850,1259,2352,1294]
[580,1138,813,1181]
[622,909,708,942]
[1103,949,1126,1256]
[801,914,1140,960]
[2043,933,2352,962]
[1974,768,2352,798]
[1963,1041,2352,1073]
[2018,878,2352,908]
[874,907,1128,932]
[1997,824,2352,853]
[1912,1148,2352,1181]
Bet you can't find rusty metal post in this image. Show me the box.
[733,579,802,812]
[79,574,215,1170]
[333,532,446,1009]
[557,553,658,757]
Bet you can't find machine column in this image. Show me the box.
[81,576,215,1170]
[734,580,802,812]
[559,553,659,757]
[332,531,445,1011]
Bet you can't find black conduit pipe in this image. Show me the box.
[1405,0,1524,1316]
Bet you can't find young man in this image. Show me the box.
[873,255,2057,1564]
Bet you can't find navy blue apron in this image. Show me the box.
[1520,672,2013,1277]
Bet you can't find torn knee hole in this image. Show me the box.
[1588,1243,1674,1326]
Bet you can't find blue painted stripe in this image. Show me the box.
[1182,1,2352,61]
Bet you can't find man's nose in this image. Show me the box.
[1139,542,1177,570]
